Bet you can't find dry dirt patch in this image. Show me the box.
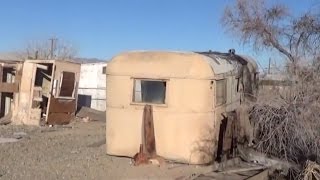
[0,120,212,180]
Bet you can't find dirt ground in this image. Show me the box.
[0,119,215,180]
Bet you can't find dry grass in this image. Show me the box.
[248,63,320,179]
[301,160,320,180]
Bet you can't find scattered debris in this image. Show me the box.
[247,169,273,180]
[40,124,73,133]
[0,112,12,125]
[302,160,320,180]
[71,150,80,154]
[82,116,92,123]
[54,125,73,129]
[0,169,5,178]
[13,132,28,139]
[238,145,296,172]
[40,129,57,133]
[218,166,266,174]
[133,145,150,166]
[87,138,106,148]
[0,137,20,144]
[76,107,105,122]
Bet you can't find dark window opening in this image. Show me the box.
[102,66,107,74]
[133,79,166,104]
[216,79,227,106]
[59,72,75,97]
[236,77,240,92]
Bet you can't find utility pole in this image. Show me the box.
[49,37,57,59]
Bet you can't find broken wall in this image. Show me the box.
[0,62,22,121]
[13,60,81,125]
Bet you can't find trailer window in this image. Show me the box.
[216,79,227,106]
[133,79,166,104]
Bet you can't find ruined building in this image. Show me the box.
[0,59,81,125]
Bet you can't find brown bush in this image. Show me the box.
[250,63,320,165]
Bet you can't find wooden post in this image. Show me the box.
[142,104,156,157]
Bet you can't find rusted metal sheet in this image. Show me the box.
[47,97,76,125]
[48,97,76,113]
[47,113,74,125]
[0,83,19,93]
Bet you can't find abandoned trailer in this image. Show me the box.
[106,50,258,164]
[0,59,81,125]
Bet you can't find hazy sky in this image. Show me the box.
[0,0,318,67]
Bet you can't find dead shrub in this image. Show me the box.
[249,63,320,166]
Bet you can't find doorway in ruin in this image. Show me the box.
[30,63,54,124]
[215,112,238,162]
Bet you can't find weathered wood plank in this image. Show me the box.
[247,169,271,180]
[36,64,48,70]
[0,83,19,92]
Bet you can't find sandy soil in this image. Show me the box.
[0,120,213,180]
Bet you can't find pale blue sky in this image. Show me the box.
[0,0,318,68]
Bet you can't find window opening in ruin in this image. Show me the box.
[59,71,75,97]
[216,79,227,106]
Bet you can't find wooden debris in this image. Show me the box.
[238,145,296,171]
[218,166,266,174]
[0,119,11,125]
[76,107,105,122]
[0,137,20,144]
[302,160,320,180]
[142,105,156,157]
[133,144,150,166]
[82,116,91,123]
[247,169,272,180]
[0,112,12,125]
[13,132,28,139]
[87,138,106,148]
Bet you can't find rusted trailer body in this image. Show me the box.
[106,50,258,164]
